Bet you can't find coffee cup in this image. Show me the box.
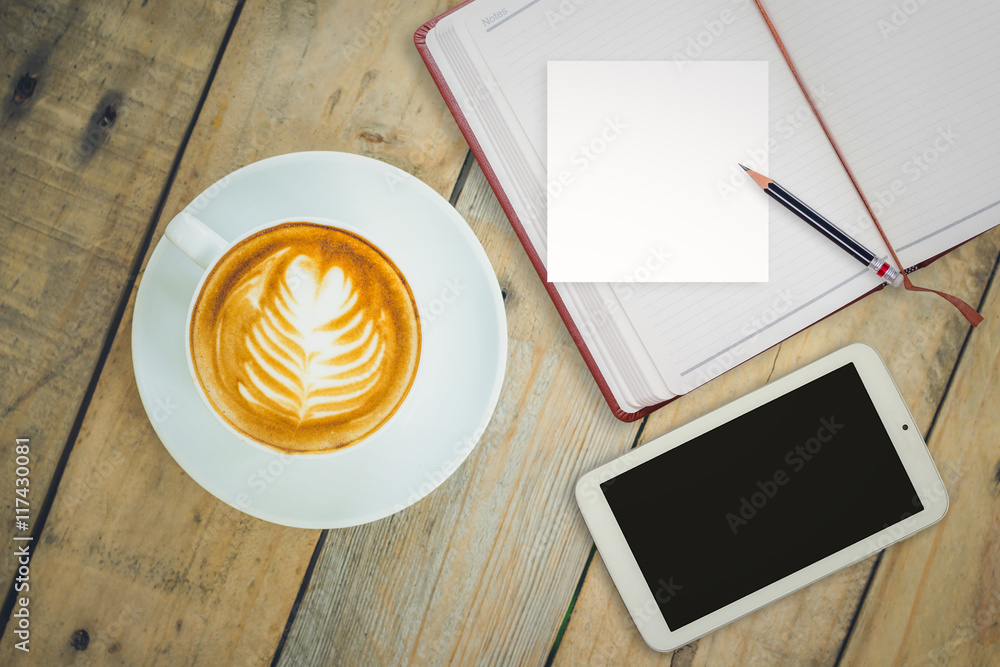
[164,210,421,455]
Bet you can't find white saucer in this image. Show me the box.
[132,152,507,528]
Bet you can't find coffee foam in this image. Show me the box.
[190,222,420,453]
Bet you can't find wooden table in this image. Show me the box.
[1,1,998,664]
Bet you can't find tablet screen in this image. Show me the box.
[601,362,923,630]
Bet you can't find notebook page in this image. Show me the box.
[427,15,667,410]
[458,0,897,396]
[762,0,1000,270]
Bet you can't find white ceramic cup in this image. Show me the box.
[163,210,412,456]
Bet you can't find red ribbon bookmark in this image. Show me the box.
[753,0,984,327]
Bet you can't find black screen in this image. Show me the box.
[601,363,922,630]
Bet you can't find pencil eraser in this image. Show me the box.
[890,273,904,288]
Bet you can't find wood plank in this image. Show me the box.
[554,227,1000,665]
[839,253,1000,665]
[275,162,643,665]
[0,0,237,598]
[0,0,471,663]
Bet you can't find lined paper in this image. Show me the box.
[459,0,897,395]
[762,0,1000,269]
[427,16,668,410]
[433,0,998,400]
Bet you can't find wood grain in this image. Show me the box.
[275,162,643,666]
[0,0,471,663]
[839,252,1000,665]
[173,0,470,194]
[3,0,998,663]
[554,228,1000,666]
[0,0,237,600]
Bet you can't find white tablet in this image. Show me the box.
[576,343,948,652]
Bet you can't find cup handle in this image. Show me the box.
[164,210,228,270]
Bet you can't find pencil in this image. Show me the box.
[740,164,904,287]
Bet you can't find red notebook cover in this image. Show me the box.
[413,1,979,422]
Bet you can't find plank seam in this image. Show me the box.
[270,529,329,667]
[272,147,475,667]
[544,416,648,665]
[0,0,248,637]
[833,247,1000,667]
[448,150,475,206]
[924,251,1000,443]
[833,550,885,667]
[544,544,596,667]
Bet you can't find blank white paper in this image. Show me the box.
[546,61,769,283]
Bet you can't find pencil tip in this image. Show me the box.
[738,163,750,172]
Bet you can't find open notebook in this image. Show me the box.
[416,0,1000,420]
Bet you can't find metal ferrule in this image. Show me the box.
[868,256,900,284]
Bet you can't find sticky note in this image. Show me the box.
[547,61,769,282]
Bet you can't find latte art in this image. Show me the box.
[190,223,420,453]
[238,253,387,422]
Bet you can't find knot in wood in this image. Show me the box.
[13,74,37,104]
[70,628,90,651]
